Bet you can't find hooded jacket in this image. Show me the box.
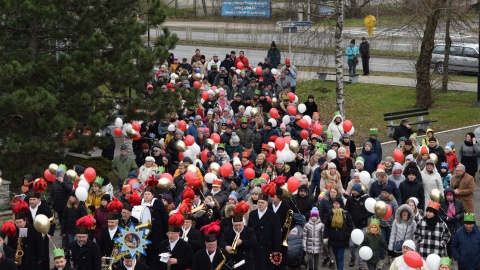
[326,114,344,142]
[388,163,405,188]
[421,165,443,207]
[388,204,417,250]
[303,218,324,254]
[376,194,398,228]
[439,187,465,234]
[360,146,380,174]
[399,177,425,210]
[421,128,439,146]
[345,193,373,228]
[290,186,316,219]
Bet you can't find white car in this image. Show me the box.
[431,43,479,75]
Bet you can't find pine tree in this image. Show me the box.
[0,0,179,179]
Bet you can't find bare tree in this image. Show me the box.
[442,0,452,92]
[334,0,345,116]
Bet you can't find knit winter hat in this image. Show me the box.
[101,194,111,203]
[233,159,241,166]
[403,240,416,251]
[419,145,429,155]
[404,139,413,146]
[352,183,362,193]
[382,185,393,194]
[327,162,336,169]
[310,207,319,217]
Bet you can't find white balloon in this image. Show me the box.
[114,117,123,128]
[351,229,365,245]
[268,118,277,127]
[123,123,132,134]
[236,69,241,75]
[294,172,302,180]
[245,106,252,113]
[271,68,278,75]
[282,115,290,125]
[190,143,201,157]
[347,126,355,135]
[426,254,441,270]
[204,173,216,184]
[294,95,298,103]
[327,150,336,159]
[298,104,306,113]
[359,246,373,260]
[75,187,88,201]
[78,180,90,190]
[79,174,86,182]
[285,148,296,162]
[303,115,312,125]
[187,164,197,173]
[365,197,376,214]
[193,159,203,168]
[360,171,371,185]
[184,149,193,160]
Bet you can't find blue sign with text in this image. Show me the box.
[221,0,271,17]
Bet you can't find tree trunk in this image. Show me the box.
[334,0,345,117]
[202,0,207,16]
[415,0,446,108]
[442,0,452,92]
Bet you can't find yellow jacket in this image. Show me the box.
[85,188,106,209]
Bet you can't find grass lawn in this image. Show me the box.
[296,80,479,143]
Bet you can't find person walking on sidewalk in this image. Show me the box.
[346,39,360,76]
[359,37,370,76]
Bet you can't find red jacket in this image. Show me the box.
[234,56,249,69]
[266,153,277,165]
[445,152,459,172]
[242,160,254,170]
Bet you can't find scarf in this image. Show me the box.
[331,208,344,229]
[447,201,456,218]
[465,140,473,147]
[339,158,348,177]
[425,215,438,232]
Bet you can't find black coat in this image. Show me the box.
[67,239,102,270]
[248,209,282,270]
[303,101,318,118]
[393,124,413,144]
[157,238,193,270]
[399,178,425,210]
[112,261,149,270]
[50,177,74,212]
[332,158,354,189]
[50,266,76,270]
[98,227,121,257]
[119,216,140,229]
[7,223,45,270]
[219,226,257,270]
[439,195,465,235]
[290,194,315,220]
[3,244,15,261]
[62,203,88,235]
[324,209,354,248]
[180,227,204,254]
[27,202,55,270]
[0,258,18,270]
[344,193,373,229]
[268,201,293,232]
[192,248,232,270]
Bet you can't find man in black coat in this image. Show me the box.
[157,213,194,270]
[399,169,425,210]
[0,232,15,261]
[26,192,55,270]
[248,189,282,270]
[112,254,149,270]
[119,202,140,229]
[289,185,315,221]
[0,245,17,270]
[49,169,73,229]
[142,187,169,267]
[192,231,232,270]
[268,189,292,270]
[220,209,257,270]
[8,212,45,270]
[98,211,121,258]
[179,213,204,254]
[67,225,102,270]
[393,118,413,145]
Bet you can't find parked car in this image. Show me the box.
[431,43,479,75]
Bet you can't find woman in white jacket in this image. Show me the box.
[137,156,158,184]
[326,111,344,143]
[388,204,417,257]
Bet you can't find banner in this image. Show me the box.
[221,0,271,17]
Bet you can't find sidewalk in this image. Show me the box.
[297,72,478,92]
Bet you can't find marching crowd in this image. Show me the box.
[2,46,480,270]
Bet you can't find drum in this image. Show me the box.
[132,205,152,234]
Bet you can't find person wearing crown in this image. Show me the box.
[361,218,388,270]
[451,213,480,270]
[157,212,194,270]
[192,221,232,270]
[414,201,451,258]
[220,202,256,270]
[51,248,75,270]
[7,200,45,270]
[438,257,452,270]
[67,216,101,270]
[98,198,122,262]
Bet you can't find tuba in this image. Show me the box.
[282,209,294,247]
[229,231,240,255]
[16,237,24,265]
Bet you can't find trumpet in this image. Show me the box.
[135,220,152,231]
[282,209,294,247]
[229,231,240,255]
[191,203,206,214]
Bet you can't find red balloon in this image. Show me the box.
[113,128,122,137]
[287,106,296,115]
[313,124,323,135]
[266,96,272,103]
[211,86,217,91]
[298,119,308,129]
[288,92,295,101]
[185,171,197,182]
[343,120,353,133]
[287,176,300,192]
[236,62,244,70]
[132,122,141,132]
[185,135,195,146]
[383,204,393,220]
[284,136,292,144]
[404,251,423,269]
[275,137,285,151]
[210,133,220,144]
[84,167,96,183]
[220,163,233,178]
[178,120,187,132]
[244,168,255,180]
[161,173,174,183]
[201,91,209,100]
[44,169,55,182]
[128,179,139,186]
[201,149,209,163]
[256,67,263,75]
[300,130,309,139]
[193,81,201,89]
[178,152,184,161]
[393,149,404,163]
[270,108,279,119]
[133,133,141,141]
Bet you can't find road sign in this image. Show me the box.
[292,21,312,27]
[276,21,312,27]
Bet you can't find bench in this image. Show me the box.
[383,108,437,137]
[317,72,359,84]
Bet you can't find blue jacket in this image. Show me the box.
[360,148,380,174]
[186,123,206,139]
[369,180,402,205]
[452,226,480,270]
[346,45,359,60]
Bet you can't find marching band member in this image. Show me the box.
[67,216,101,270]
[192,221,232,270]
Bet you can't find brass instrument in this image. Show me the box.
[207,209,213,220]
[16,237,24,265]
[215,250,226,270]
[191,203,206,214]
[282,209,294,247]
[135,220,152,231]
[229,231,240,255]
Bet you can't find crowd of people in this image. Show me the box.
[2,47,480,270]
